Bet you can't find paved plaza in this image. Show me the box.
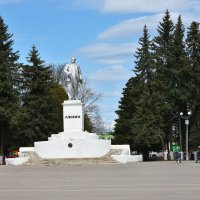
[0,161,200,200]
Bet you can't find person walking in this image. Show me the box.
[174,151,181,163]
[196,146,200,163]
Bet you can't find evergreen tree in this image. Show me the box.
[131,25,164,156]
[152,10,175,151]
[84,113,93,133]
[114,77,140,147]
[170,16,189,150]
[171,16,188,104]
[154,10,174,63]
[19,45,56,145]
[48,83,68,133]
[0,17,20,154]
[186,22,200,147]
[153,10,174,101]
[114,26,153,147]
[134,25,155,92]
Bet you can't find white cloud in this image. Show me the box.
[78,42,137,65]
[103,120,116,132]
[79,43,135,57]
[98,13,163,40]
[94,58,125,65]
[102,0,199,13]
[57,0,200,14]
[98,12,200,41]
[89,65,131,81]
[180,13,200,27]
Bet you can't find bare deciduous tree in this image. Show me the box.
[78,79,104,133]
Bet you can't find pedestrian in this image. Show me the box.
[179,152,182,163]
[196,146,200,163]
[174,151,181,163]
[2,154,6,165]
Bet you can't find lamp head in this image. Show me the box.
[188,111,192,116]
[180,112,183,116]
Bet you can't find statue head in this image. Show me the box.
[71,57,76,64]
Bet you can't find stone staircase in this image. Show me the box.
[22,149,122,166]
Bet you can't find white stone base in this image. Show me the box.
[34,139,111,159]
[7,144,142,165]
[19,147,35,152]
[110,144,143,163]
[48,130,98,141]
[111,155,143,164]
[5,157,29,165]
[111,145,131,155]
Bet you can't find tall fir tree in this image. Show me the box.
[134,25,154,84]
[152,10,175,151]
[153,10,174,101]
[171,16,189,105]
[170,16,189,150]
[0,17,20,154]
[19,45,56,145]
[114,77,140,147]
[131,25,164,156]
[114,26,154,147]
[186,22,200,147]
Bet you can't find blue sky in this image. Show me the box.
[1,0,200,130]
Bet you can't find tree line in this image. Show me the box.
[0,16,102,155]
[114,10,200,159]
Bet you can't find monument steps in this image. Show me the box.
[22,149,122,166]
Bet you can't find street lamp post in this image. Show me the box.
[180,111,192,161]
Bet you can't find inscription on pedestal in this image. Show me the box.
[65,115,81,119]
[63,100,84,131]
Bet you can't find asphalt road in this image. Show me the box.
[0,161,200,200]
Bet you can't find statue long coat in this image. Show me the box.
[64,63,82,100]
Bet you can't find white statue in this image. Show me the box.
[64,57,82,100]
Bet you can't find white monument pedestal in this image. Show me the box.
[63,100,84,132]
[34,100,111,159]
